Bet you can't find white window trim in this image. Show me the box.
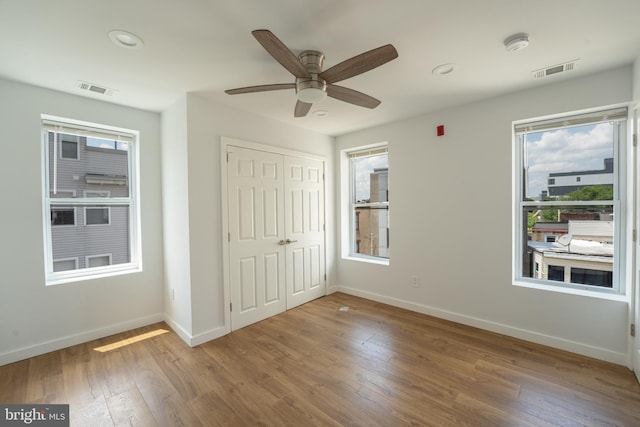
[341,142,390,265]
[42,114,142,285]
[84,206,111,226]
[512,105,631,300]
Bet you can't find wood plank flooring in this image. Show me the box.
[2,292,640,426]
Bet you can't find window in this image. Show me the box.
[348,145,389,260]
[53,258,78,272]
[85,207,110,225]
[86,254,112,268]
[548,265,565,282]
[51,207,75,226]
[514,107,627,293]
[60,135,79,159]
[42,116,140,284]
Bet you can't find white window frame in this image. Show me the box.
[84,206,111,226]
[42,115,141,285]
[513,105,631,298]
[341,143,390,265]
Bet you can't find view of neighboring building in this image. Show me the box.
[530,222,568,243]
[48,132,131,272]
[547,157,613,197]
[528,220,613,288]
[355,167,389,258]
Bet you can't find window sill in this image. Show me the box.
[46,266,142,286]
[513,279,628,302]
[342,255,389,266]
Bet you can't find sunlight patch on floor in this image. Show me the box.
[93,329,169,353]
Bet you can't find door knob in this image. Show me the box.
[277,240,287,245]
[285,239,298,244]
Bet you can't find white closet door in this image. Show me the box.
[284,156,326,309]
[227,146,286,330]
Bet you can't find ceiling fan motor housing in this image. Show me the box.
[296,50,327,102]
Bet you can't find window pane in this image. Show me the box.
[570,268,612,288]
[351,150,389,260]
[548,265,565,282]
[61,138,78,159]
[53,258,78,272]
[51,207,75,226]
[522,205,614,286]
[523,123,614,201]
[51,204,130,270]
[354,206,389,258]
[48,131,130,198]
[85,207,110,225]
[353,154,388,203]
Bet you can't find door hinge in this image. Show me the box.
[633,229,637,243]
[633,133,637,147]
[228,232,231,242]
[324,273,326,281]
[230,302,233,312]
[631,323,636,337]
[226,152,230,162]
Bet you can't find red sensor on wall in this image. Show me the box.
[437,125,445,136]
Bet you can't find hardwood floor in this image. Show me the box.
[2,292,640,426]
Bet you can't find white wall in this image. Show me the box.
[334,66,634,365]
[161,95,194,341]
[634,57,640,102]
[161,93,335,345]
[0,78,164,365]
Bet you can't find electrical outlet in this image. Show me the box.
[411,276,420,288]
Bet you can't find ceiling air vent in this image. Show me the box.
[532,60,578,80]
[77,81,116,96]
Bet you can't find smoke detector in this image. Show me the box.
[504,33,530,53]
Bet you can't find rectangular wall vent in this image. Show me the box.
[77,81,116,96]
[532,60,579,80]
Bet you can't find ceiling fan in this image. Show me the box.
[225,29,398,118]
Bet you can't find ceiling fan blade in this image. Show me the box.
[225,83,295,95]
[294,100,312,117]
[252,30,311,79]
[320,44,398,84]
[327,85,381,109]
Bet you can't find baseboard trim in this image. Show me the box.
[335,286,629,367]
[0,313,165,367]
[163,315,229,347]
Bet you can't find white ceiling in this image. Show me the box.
[2,0,640,136]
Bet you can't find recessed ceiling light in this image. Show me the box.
[108,30,144,49]
[432,63,456,75]
[314,110,328,117]
[504,33,529,53]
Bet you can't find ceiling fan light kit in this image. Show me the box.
[226,29,398,118]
